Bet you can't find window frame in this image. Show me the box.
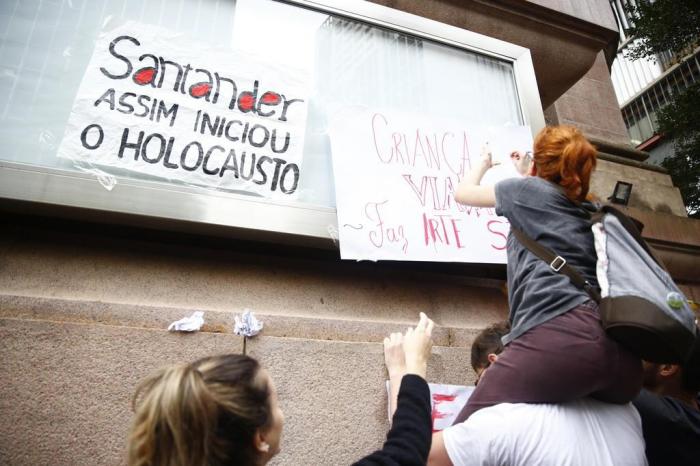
[0,0,544,245]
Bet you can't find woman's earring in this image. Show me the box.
[260,442,270,453]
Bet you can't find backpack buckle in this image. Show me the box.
[550,256,566,272]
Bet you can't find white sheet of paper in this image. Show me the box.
[168,311,204,332]
[234,309,264,337]
[330,108,533,263]
[57,20,310,199]
[386,381,475,431]
[428,383,475,431]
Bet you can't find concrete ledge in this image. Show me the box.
[594,159,672,186]
[0,294,488,347]
[597,152,666,172]
[591,159,687,216]
[625,207,700,248]
[591,137,651,163]
[0,294,237,335]
[0,219,508,327]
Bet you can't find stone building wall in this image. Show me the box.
[2,1,698,465]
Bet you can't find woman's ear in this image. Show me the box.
[487,353,499,365]
[254,430,271,454]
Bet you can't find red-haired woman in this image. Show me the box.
[452,125,642,423]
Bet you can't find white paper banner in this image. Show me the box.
[58,21,310,199]
[330,108,533,263]
[429,383,475,431]
[386,381,474,431]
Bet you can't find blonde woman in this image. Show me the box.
[127,313,434,466]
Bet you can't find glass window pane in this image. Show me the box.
[0,0,522,211]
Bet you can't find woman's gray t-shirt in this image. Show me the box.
[495,176,598,345]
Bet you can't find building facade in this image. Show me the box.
[1,1,698,465]
[609,0,700,163]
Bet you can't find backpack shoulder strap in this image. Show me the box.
[510,225,601,302]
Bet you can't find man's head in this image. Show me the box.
[642,332,700,403]
[471,321,510,385]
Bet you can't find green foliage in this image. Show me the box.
[657,83,700,217]
[623,0,700,216]
[623,0,700,61]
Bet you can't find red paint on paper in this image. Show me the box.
[239,94,255,111]
[261,92,281,105]
[433,394,457,403]
[431,392,458,431]
[189,83,212,98]
[133,67,156,85]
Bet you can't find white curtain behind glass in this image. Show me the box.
[0,0,237,174]
[0,0,522,208]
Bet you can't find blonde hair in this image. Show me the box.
[533,125,597,202]
[128,354,271,466]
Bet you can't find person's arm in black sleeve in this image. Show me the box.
[353,313,435,466]
[352,374,432,466]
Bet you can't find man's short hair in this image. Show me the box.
[682,332,700,392]
[471,320,510,371]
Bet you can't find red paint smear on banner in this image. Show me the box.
[432,394,457,403]
[261,92,281,105]
[239,94,255,111]
[431,393,458,432]
[133,67,156,85]
[189,83,212,98]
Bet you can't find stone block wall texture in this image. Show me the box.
[250,337,475,466]
[0,223,507,327]
[545,52,632,146]
[0,223,503,466]
[591,159,687,216]
[0,304,484,466]
[0,318,243,466]
[528,0,618,30]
